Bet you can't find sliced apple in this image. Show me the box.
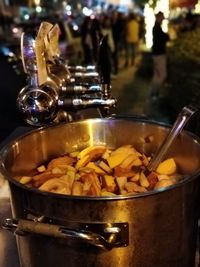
[39,178,67,192]
[47,156,75,170]
[140,153,149,166]
[72,181,83,195]
[116,176,127,191]
[98,161,112,173]
[86,162,105,174]
[102,149,112,160]
[75,155,90,169]
[61,171,76,188]
[37,165,46,172]
[106,145,141,169]
[80,172,101,196]
[77,145,106,159]
[77,146,95,159]
[51,167,64,174]
[139,172,149,188]
[101,190,116,196]
[69,151,79,158]
[111,145,135,156]
[157,174,170,181]
[156,158,177,175]
[106,152,129,169]
[82,180,92,195]
[131,158,142,167]
[119,153,138,169]
[19,176,33,184]
[154,179,175,190]
[103,175,116,192]
[129,173,140,182]
[125,182,147,193]
[114,165,137,177]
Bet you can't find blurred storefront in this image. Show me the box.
[105,0,133,9]
[170,0,198,8]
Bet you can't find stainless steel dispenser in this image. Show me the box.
[17,22,116,126]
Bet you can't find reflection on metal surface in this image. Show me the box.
[0,199,20,267]
[0,174,9,198]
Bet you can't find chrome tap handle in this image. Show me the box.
[58,97,116,111]
[61,85,102,95]
[67,65,96,72]
[98,35,111,87]
[20,31,37,74]
[97,35,114,117]
[71,72,99,78]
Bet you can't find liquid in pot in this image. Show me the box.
[17,143,183,196]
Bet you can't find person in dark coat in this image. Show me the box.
[80,16,93,65]
[150,11,169,99]
[111,10,124,74]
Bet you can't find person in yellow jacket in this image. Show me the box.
[124,12,139,67]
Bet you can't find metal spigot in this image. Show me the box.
[17,31,59,126]
[60,85,102,95]
[47,60,100,89]
[67,65,96,72]
[58,97,116,111]
[70,71,99,79]
[17,84,58,126]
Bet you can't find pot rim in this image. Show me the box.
[1,117,200,200]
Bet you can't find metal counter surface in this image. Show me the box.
[0,127,33,267]
[0,197,20,267]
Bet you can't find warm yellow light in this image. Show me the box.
[144,0,169,49]
[144,4,155,49]
[106,0,133,8]
[195,0,200,12]
[34,0,40,6]
[155,0,169,32]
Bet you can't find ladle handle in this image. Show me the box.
[148,105,199,172]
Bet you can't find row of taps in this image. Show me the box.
[16,21,117,127]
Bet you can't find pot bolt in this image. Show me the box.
[104,227,121,234]
[2,218,25,236]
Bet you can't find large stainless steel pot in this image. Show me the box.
[1,118,200,267]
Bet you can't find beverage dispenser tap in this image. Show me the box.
[97,35,114,116]
[17,30,59,126]
[45,23,100,90]
[57,35,116,114]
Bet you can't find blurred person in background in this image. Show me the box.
[0,12,13,40]
[80,16,94,65]
[90,17,102,64]
[111,10,124,75]
[150,11,169,100]
[124,12,139,67]
[101,15,116,76]
[138,15,146,46]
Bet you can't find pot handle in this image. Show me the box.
[2,218,129,250]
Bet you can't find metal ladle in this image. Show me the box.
[147,105,199,172]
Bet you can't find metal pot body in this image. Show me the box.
[1,118,200,267]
